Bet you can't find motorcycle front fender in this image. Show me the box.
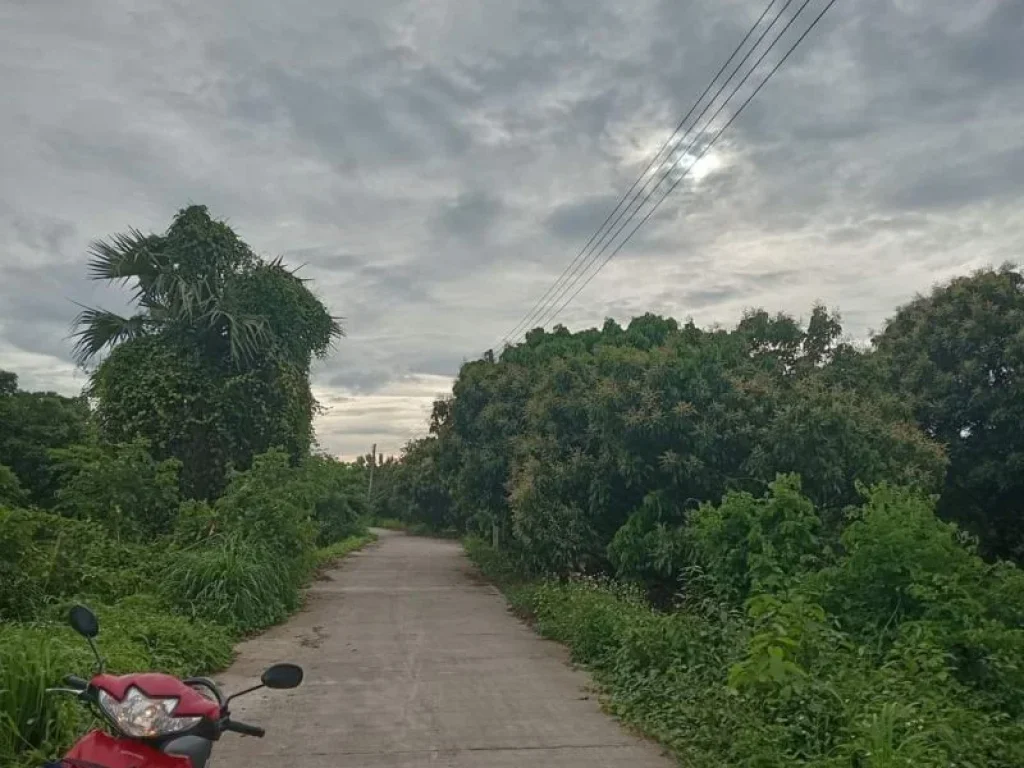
[65,730,193,768]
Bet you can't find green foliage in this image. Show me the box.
[466,477,1024,767]
[212,449,318,564]
[0,507,151,621]
[49,439,181,538]
[72,205,340,368]
[162,534,297,633]
[0,463,28,506]
[0,372,94,506]
[371,438,455,532]
[380,270,1024,766]
[80,206,342,499]
[875,265,1024,560]
[607,492,690,596]
[305,456,367,544]
[690,475,824,602]
[162,451,372,633]
[0,445,371,767]
[386,306,946,588]
[0,204,359,768]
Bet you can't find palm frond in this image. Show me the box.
[70,306,150,365]
[86,228,162,287]
[199,307,272,367]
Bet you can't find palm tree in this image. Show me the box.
[72,206,341,368]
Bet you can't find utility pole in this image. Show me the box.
[366,443,376,505]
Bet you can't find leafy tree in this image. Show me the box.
[874,265,1024,559]
[386,306,945,583]
[75,206,342,498]
[0,371,94,505]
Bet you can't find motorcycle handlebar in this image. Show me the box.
[64,675,89,691]
[222,719,265,738]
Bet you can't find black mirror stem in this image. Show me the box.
[87,636,105,673]
[224,683,265,709]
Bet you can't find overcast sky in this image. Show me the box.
[1,0,1022,459]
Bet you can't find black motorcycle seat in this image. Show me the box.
[163,735,213,768]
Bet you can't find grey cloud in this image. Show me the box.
[325,368,397,395]
[431,190,504,241]
[403,350,470,379]
[2,0,1022,456]
[883,144,1024,212]
[544,195,621,240]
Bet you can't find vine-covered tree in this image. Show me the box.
[74,206,342,498]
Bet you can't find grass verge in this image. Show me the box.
[315,531,377,568]
[463,536,1024,768]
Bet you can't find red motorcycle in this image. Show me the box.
[45,604,303,768]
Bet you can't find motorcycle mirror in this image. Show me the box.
[261,663,303,690]
[69,605,99,639]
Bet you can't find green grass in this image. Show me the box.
[162,535,298,634]
[315,532,376,567]
[370,517,406,531]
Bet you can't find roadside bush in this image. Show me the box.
[607,491,690,601]
[532,578,646,665]
[689,474,825,603]
[304,456,367,544]
[1,444,371,768]
[161,451,371,633]
[0,507,152,620]
[466,478,1024,768]
[214,449,319,569]
[50,440,182,539]
[162,534,296,634]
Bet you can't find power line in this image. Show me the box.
[518,0,806,342]
[536,0,839,330]
[497,0,784,349]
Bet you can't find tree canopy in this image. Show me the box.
[875,265,1024,559]
[375,302,951,580]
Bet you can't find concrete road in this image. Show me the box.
[214,530,674,767]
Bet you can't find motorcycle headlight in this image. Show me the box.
[97,686,202,739]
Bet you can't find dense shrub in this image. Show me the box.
[305,456,367,544]
[0,507,153,620]
[385,306,947,588]
[0,463,28,506]
[50,439,182,539]
[466,479,1024,767]
[873,265,1024,560]
[0,374,94,506]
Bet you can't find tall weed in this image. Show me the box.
[162,534,295,633]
